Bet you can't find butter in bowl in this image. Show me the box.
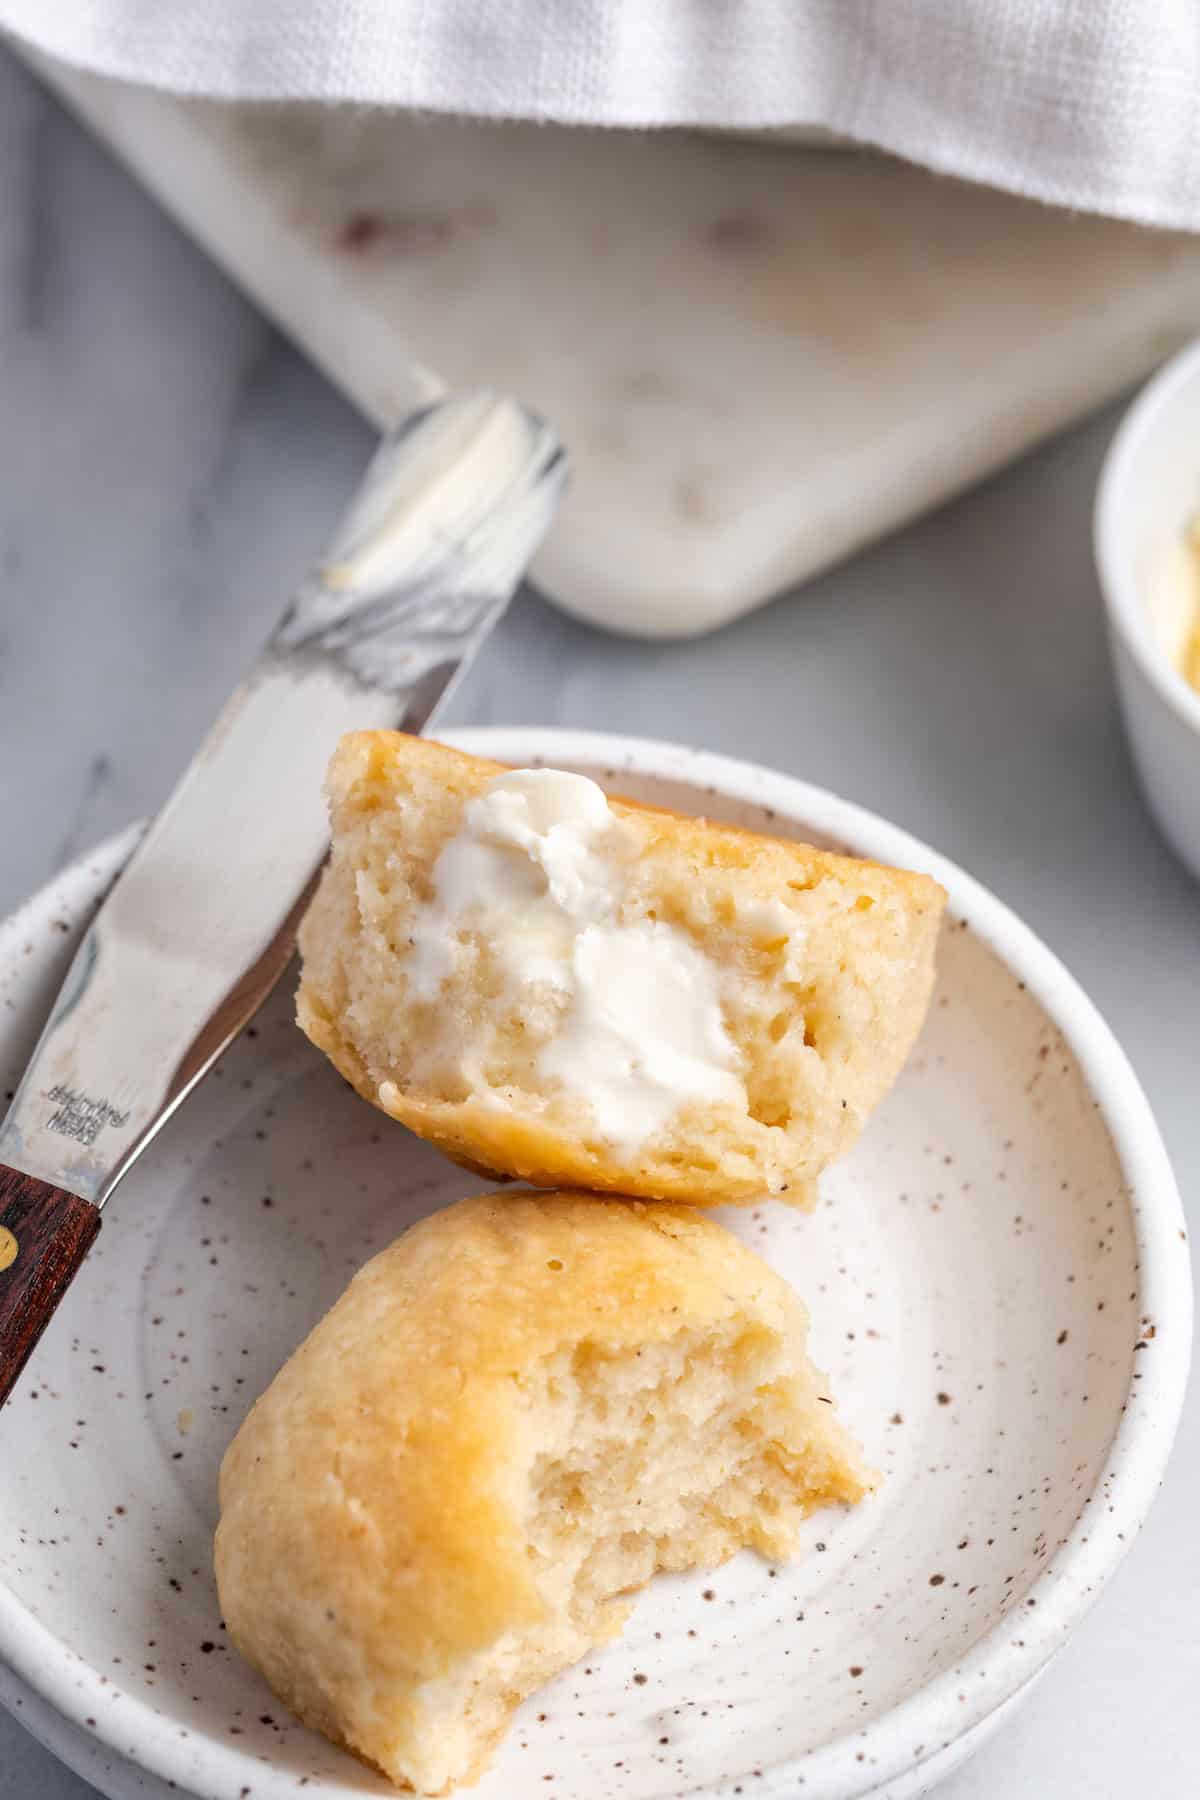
[1096,337,1200,882]
[1147,515,1200,696]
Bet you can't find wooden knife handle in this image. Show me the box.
[0,1165,100,1409]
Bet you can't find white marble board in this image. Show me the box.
[17,56,1200,639]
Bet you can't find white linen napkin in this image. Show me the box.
[4,1,1200,230]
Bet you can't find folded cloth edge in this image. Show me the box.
[5,0,1200,234]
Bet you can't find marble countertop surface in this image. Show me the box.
[1,42,1197,1800]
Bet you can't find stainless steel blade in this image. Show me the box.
[0,392,565,1205]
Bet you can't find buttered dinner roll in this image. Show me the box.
[297,734,945,1205]
[216,1193,870,1794]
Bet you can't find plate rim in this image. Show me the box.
[0,726,1190,1800]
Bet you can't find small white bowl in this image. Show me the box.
[0,730,1191,1800]
[1095,338,1200,882]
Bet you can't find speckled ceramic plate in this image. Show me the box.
[0,729,1190,1800]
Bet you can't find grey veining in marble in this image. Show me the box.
[1,39,1198,1800]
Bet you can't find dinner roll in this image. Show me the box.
[297,734,945,1205]
[215,1192,870,1793]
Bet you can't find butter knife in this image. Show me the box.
[0,391,565,1407]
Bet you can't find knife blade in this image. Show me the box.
[0,390,565,1406]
